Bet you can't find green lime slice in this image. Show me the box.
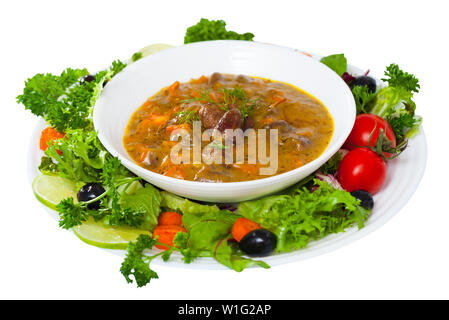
[32,174,78,210]
[132,43,174,61]
[73,218,151,249]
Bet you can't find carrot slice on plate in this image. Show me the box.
[39,127,65,153]
[158,211,183,227]
[153,225,187,250]
[231,217,262,242]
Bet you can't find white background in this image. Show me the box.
[1,0,448,299]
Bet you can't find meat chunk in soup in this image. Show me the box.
[199,103,225,129]
[215,108,243,132]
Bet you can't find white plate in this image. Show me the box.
[27,50,427,269]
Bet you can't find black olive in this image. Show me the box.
[77,183,106,209]
[239,229,277,257]
[350,189,374,209]
[81,74,96,84]
[349,76,377,94]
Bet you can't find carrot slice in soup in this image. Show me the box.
[233,164,260,174]
[167,81,180,96]
[149,114,169,126]
[163,165,186,179]
[191,75,208,84]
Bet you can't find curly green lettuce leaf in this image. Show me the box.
[352,85,376,114]
[368,86,421,140]
[66,129,107,169]
[368,64,421,141]
[45,141,100,185]
[17,68,90,132]
[368,86,415,116]
[238,180,370,252]
[382,63,420,93]
[17,60,127,132]
[44,130,107,184]
[184,18,254,44]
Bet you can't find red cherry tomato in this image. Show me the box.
[337,148,387,194]
[343,114,396,156]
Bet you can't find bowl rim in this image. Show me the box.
[93,40,356,189]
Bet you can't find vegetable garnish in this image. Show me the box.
[343,114,397,157]
[318,151,343,175]
[183,86,258,119]
[320,54,347,76]
[183,86,259,122]
[222,87,259,118]
[231,217,262,242]
[382,63,420,93]
[337,148,387,194]
[153,225,187,250]
[158,211,183,227]
[17,61,126,132]
[18,19,422,287]
[320,54,422,145]
[175,109,200,124]
[238,179,369,252]
[351,85,376,114]
[39,127,65,152]
[184,18,255,44]
[368,64,422,143]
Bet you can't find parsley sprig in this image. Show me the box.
[120,233,195,287]
[222,87,259,118]
[382,63,420,93]
[352,85,376,114]
[175,110,200,124]
[17,60,127,132]
[183,86,259,120]
[369,63,422,143]
[184,18,254,44]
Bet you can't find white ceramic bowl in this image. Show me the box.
[93,40,356,202]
